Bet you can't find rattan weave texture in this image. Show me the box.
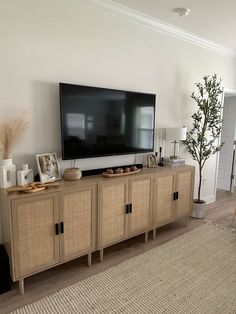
[155,174,174,224]
[130,179,150,233]
[63,168,82,181]
[176,171,192,217]
[14,199,55,276]
[63,190,92,256]
[101,183,127,245]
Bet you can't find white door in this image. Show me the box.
[217,96,236,190]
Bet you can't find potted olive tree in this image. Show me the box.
[183,74,224,218]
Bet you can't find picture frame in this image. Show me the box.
[147,153,158,168]
[36,153,61,183]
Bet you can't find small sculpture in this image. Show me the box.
[106,168,114,174]
[115,168,123,174]
[124,167,131,173]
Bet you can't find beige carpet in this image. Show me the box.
[11,224,236,314]
[206,213,236,233]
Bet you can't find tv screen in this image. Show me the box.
[59,83,156,160]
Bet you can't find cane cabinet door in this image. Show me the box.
[98,179,129,248]
[11,193,59,279]
[153,172,175,226]
[128,175,152,235]
[60,185,96,261]
[175,168,194,219]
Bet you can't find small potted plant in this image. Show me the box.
[183,74,224,218]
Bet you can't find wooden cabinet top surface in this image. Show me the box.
[0,165,194,200]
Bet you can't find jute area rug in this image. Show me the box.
[11,224,236,314]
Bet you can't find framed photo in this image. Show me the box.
[147,153,158,168]
[36,153,61,183]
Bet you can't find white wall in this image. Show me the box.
[0,0,236,242]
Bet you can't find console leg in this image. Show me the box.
[88,252,92,267]
[100,249,104,263]
[19,278,24,295]
[153,229,156,240]
[145,232,148,243]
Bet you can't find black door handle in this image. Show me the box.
[60,222,64,234]
[55,223,59,235]
[173,192,179,200]
[125,204,133,213]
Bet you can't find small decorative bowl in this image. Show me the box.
[63,168,82,181]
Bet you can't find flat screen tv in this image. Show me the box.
[59,83,156,160]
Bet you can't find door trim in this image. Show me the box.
[214,87,236,198]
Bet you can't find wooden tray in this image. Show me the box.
[24,187,46,193]
[7,182,59,194]
[102,169,141,178]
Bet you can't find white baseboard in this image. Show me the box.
[203,194,216,204]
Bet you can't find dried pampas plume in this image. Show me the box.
[0,117,29,159]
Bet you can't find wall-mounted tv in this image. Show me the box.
[59,83,156,160]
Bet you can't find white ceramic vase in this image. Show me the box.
[191,200,206,219]
[0,159,16,188]
[17,164,34,186]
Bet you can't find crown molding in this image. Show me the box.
[72,0,236,58]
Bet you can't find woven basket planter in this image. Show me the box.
[63,168,82,181]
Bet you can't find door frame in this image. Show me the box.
[213,87,236,197]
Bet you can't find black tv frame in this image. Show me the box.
[59,83,156,160]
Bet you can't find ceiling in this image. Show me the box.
[112,0,236,51]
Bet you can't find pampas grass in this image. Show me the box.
[0,117,29,159]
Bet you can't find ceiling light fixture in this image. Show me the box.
[176,8,190,17]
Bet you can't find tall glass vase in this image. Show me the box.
[0,159,16,188]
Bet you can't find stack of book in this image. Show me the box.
[163,158,185,166]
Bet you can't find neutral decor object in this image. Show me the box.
[0,116,28,188]
[63,167,82,181]
[0,116,29,160]
[183,74,223,218]
[0,166,194,294]
[157,129,164,167]
[163,157,185,166]
[9,224,236,314]
[158,147,164,166]
[6,182,59,194]
[102,167,141,177]
[147,154,157,168]
[36,153,61,183]
[17,164,34,186]
[0,158,16,188]
[165,126,187,159]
